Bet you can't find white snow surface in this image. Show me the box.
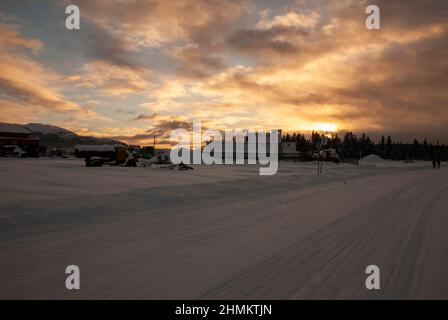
[0,158,447,299]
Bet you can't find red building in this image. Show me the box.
[0,124,40,157]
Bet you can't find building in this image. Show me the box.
[0,124,40,157]
[202,129,282,162]
[280,142,300,160]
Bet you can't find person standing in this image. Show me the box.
[433,145,442,169]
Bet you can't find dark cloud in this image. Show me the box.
[151,120,193,131]
[112,118,194,145]
[132,113,157,121]
[373,0,448,29]
[83,25,142,70]
[66,0,254,81]
[168,45,227,79]
[227,26,307,56]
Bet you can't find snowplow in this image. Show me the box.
[75,145,137,167]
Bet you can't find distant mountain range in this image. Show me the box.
[2,123,124,148]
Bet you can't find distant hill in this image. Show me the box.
[25,123,77,137]
[2,122,124,148]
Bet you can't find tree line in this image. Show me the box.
[282,131,448,161]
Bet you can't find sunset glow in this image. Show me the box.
[0,0,447,146]
[312,123,338,134]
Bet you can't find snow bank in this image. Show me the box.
[360,154,430,168]
[0,157,432,207]
[361,154,385,163]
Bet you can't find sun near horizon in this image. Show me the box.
[1,0,447,146]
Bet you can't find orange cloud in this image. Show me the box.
[70,60,152,96]
[0,24,78,115]
[2,0,448,142]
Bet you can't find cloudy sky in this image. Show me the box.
[0,0,447,145]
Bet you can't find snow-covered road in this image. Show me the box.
[0,159,447,299]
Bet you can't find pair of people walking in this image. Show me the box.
[432,159,441,169]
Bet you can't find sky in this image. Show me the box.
[0,0,447,146]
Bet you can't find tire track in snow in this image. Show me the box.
[201,172,448,299]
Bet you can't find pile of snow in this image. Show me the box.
[360,154,385,164]
[359,154,425,168]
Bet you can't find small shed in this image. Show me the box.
[280,142,300,159]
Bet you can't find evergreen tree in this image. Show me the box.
[412,139,419,160]
[380,136,386,158]
[386,135,393,159]
[423,139,429,160]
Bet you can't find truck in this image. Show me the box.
[75,145,137,167]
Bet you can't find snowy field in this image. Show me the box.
[0,157,447,299]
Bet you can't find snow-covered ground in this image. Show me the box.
[0,157,447,299]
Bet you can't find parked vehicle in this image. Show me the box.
[75,145,137,167]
